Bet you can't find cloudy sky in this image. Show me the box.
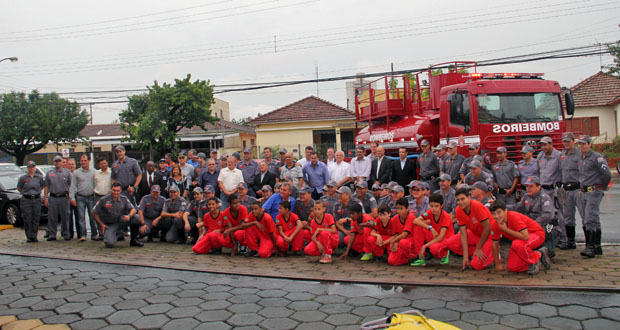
[0,0,618,124]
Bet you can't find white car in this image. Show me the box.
[0,163,23,173]
[20,165,54,177]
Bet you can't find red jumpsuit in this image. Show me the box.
[304,214,339,256]
[502,211,545,272]
[244,212,278,258]
[436,200,501,270]
[411,210,455,259]
[384,213,415,265]
[192,210,226,254]
[275,212,304,252]
[220,205,248,248]
[343,214,374,253]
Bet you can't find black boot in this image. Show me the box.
[129,224,144,247]
[594,229,603,255]
[559,226,576,250]
[580,230,595,258]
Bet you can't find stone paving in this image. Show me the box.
[0,228,619,290]
[0,255,619,330]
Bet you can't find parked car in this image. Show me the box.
[0,171,47,227]
[0,163,23,173]
[20,165,54,177]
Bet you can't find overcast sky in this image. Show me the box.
[1,0,618,124]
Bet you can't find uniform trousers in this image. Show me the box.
[387,237,416,266]
[506,233,544,272]
[244,226,277,258]
[21,198,41,240]
[412,227,444,259]
[579,190,603,231]
[276,228,304,252]
[103,215,140,248]
[304,231,338,256]
[47,196,69,239]
[166,217,198,243]
[364,234,392,257]
[192,231,224,254]
[343,228,371,253]
[436,229,494,270]
[560,189,581,228]
[543,188,564,242]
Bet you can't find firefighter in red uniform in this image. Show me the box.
[220,194,249,256]
[410,193,454,266]
[192,197,226,254]
[339,204,374,260]
[275,201,304,255]
[304,200,339,263]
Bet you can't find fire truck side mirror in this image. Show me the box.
[448,93,464,121]
[564,93,575,116]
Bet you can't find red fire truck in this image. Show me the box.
[354,61,575,163]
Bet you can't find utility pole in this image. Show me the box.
[220,109,225,149]
[274,36,277,53]
[315,62,319,97]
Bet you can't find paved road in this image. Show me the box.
[0,255,618,330]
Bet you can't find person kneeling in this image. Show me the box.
[490,200,551,275]
[339,204,374,260]
[233,201,279,258]
[361,202,413,264]
[410,193,454,266]
[192,197,226,254]
[275,201,304,256]
[304,200,339,263]
[92,182,145,248]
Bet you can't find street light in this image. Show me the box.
[0,57,18,63]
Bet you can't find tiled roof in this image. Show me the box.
[570,71,620,107]
[80,124,124,137]
[80,119,254,138]
[249,96,354,125]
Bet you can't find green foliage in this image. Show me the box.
[0,90,89,165]
[232,116,255,127]
[120,74,217,154]
[601,135,620,158]
[605,41,620,76]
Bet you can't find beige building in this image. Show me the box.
[249,96,357,159]
[568,72,620,143]
[212,98,230,121]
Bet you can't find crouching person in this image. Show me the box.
[339,204,374,260]
[490,200,551,275]
[361,200,414,264]
[221,194,249,256]
[92,182,144,248]
[137,185,166,242]
[236,201,279,258]
[410,193,454,266]
[192,197,226,254]
[275,201,304,255]
[304,200,339,263]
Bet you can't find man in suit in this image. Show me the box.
[138,161,164,202]
[391,147,417,195]
[253,161,276,200]
[370,146,392,187]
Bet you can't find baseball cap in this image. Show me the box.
[238,182,248,189]
[381,183,391,190]
[471,181,489,191]
[151,185,161,192]
[469,143,479,150]
[210,149,218,154]
[439,173,452,182]
[576,135,592,144]
[279,148,287,154]
[114,145,125,151]
[220,154,228,160]
[540,136,553,144]
[159,158,166,163]
[232,152,241,159]
[524,176,540,185]
[372,182,382,190]
[447,141,458,148]
[435,144,447,150]
[203,185,215,193]
[53,155,63,162]
[325,180,337,187]
[169,185,180,193]
[496,146,507,153]
[26,160,36,167]
[420,139,430,146]
[520,145,534,153]
[468,159,482,168]
[274,182,282,189]
[421,182,430,190]
[355,181,368,189]
[178,151,187,157]
[337,186,352,195]
[407,180,424,189]
[197,152,206,159]
[192,187,203,194]
[262,185,273,192]
[299,186,312,194]
[243,148,251,154]
[392,185,405,193]
[562,132,574,142]
[456,183,470,190]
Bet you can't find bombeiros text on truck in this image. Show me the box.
[354,61,575,162]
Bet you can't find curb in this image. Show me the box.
[0,225,14,231]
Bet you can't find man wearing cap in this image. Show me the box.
[391,147,417,195]
[406,181,429,218]
[110,145,142,205]
[470,181,492,207]
[262,147,280,176]
[320,181,339,215]
[387,185,406,214]
[237,149,259,196]
[193,152,207,178]
[294,186,315,240]
[238,182,258,209]
[182,187,205,244]
[258,185,273,204]
[209,149,219,169]
[262,182,296,221]
[281,152,304,188]
[253,161,277,199]
[275,148,288,174]
[417,139,440,192]
[517,145,539,191]
[138,161,165,203]
[352,181,378,217]
[166,185,200,245]
[18,161,45,242]
[333,186,364,247]
[576,134,612,258]
[350,146,371,184]
[507,176,556,255]
[202,185,223,210]
[138,184,166,242]
[443,141,466,187]
[557,132,582,250]
[435,174,457,215]
[92,182,144,248]
[370,146,392,187]
[218,155,244,209]
[435,144,450,174]
[44,155,72,241]
[157,159,170,185]
[302,152,330,200]
[464,160,495,194]
[328,151,351,188]
[154,184,189,243]
[178,151,195,182]
[492,147,520,205]
[459,143,485,184]
[537,136,563,244]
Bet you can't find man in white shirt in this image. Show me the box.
[92,158,111,241]
[325,148,336,168]
[296,146,314,167]
[329,151,351,188]
[217,155,244,209]
[350,146,371,183]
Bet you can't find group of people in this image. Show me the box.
[17,131,611,274]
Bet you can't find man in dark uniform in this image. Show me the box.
[157,185,189,244]
[558,132,582,250]
[237,148,259,196]
[294,186,314,222]
[92,182,144,248]
[443,141,465,187]
[537,136,563,246]
[464,159,495,193]
[576,135,612,258]
[238,182,258,209]
[418,139,440,192]
[183,187,205,244]
[352,181,378,217]
[137,184,166,242]
[492,147,520,205]
[434,174,457,214]
[320,181,339,216]
[110,145,142,206]
[459,143,484,184]
[44,155,72,241]
[333,186,363,247]
[517,145,539,192]
[17,161,45,242]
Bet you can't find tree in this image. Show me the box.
[0,91,89,166]
[231,116,255,127]
[120,74,217,155]
[605,41,620,76]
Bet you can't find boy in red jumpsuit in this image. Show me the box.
[410,193,454,266]
[304,200,339,263]
[339,204,374,260]
[192,197,226,254]
[275,201,304,255]
[235,201,279,258]
[220,195,248,256]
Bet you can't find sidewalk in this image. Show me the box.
[1,228,618,291]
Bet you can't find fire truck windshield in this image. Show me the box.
[475,93,562,124]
